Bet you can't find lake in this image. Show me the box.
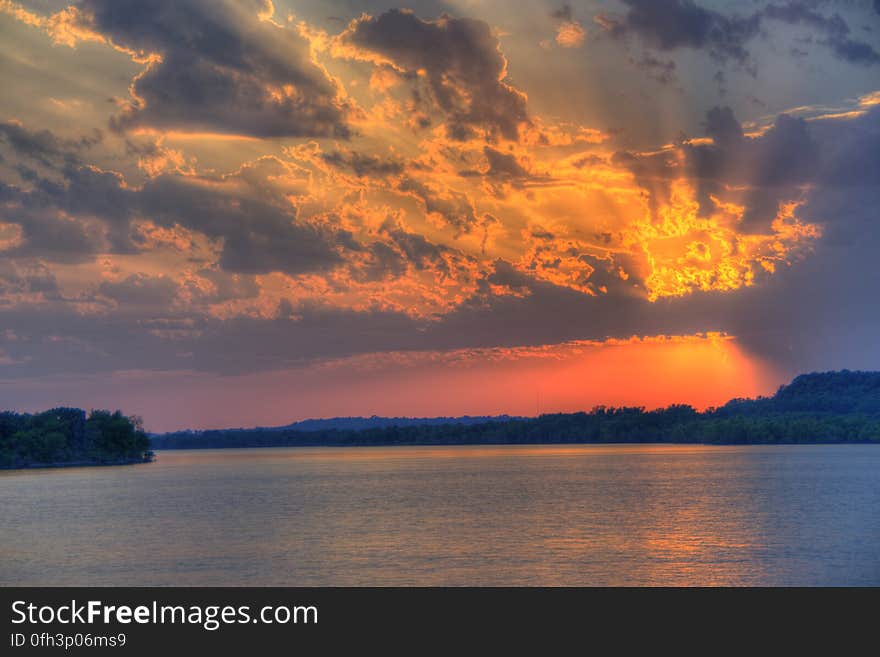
[2,444,879,586]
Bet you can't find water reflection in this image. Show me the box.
[1,445,878,585]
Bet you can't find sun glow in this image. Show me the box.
[628,180,820,301]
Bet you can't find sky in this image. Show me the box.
[0,0,879,431]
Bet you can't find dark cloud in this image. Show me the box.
[615,107,820,232]
[375,219,464,279]
[0,160,133,262]
[71,0,350,137]
[597,0,760,64]
[629,53,678,85]
[763,2,880,65]
[0,120,100,167]
[704,106,743,145]
[597,0,880,67]
[321,149,405,177]
[482,146,531,180]
[713,69,727,95]
[0,123,350,275]
[551,5,574,23]
[397,176,485,233]
[98,274,180,307]
[6,209,103,264]
[190,269,260,305]
[0,261,59,300]
[340,9,530,140]
[459,147,543,188]
[0,124,127,262]
[136,174,350,276]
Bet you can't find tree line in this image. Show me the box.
[7,372,879,461]
[151,371,880,449]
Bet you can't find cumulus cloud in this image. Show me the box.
[615,107,824,233]
[337,9,530,140]
[14,0,352,137]
[396,175,488,234]
[556,21,586,48]
[437,100,880,371]
[0,106,879,380]
[704,106,743,145]
[136,172,350,276]
[1,1,879,392]
[0,124,350,274]
[551,5,586,48]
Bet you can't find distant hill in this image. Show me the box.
[156,414,522,438]
[718,371,880,416]
[270,415,523,432]
[149,371,880,449]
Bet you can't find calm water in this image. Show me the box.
[2,444,879,586]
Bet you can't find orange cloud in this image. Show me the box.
[624,179,820,300]
[556,21,586,48]
[2,2,869,401]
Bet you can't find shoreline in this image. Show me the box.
[0,455,154,471]
[150,440,880,451]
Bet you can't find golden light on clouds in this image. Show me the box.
[1,0,878,426]
[627,180,820,301]
[555,21,586,48]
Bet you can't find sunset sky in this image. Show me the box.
[1,0,879,431]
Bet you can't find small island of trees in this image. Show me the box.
[0,408,153,469]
